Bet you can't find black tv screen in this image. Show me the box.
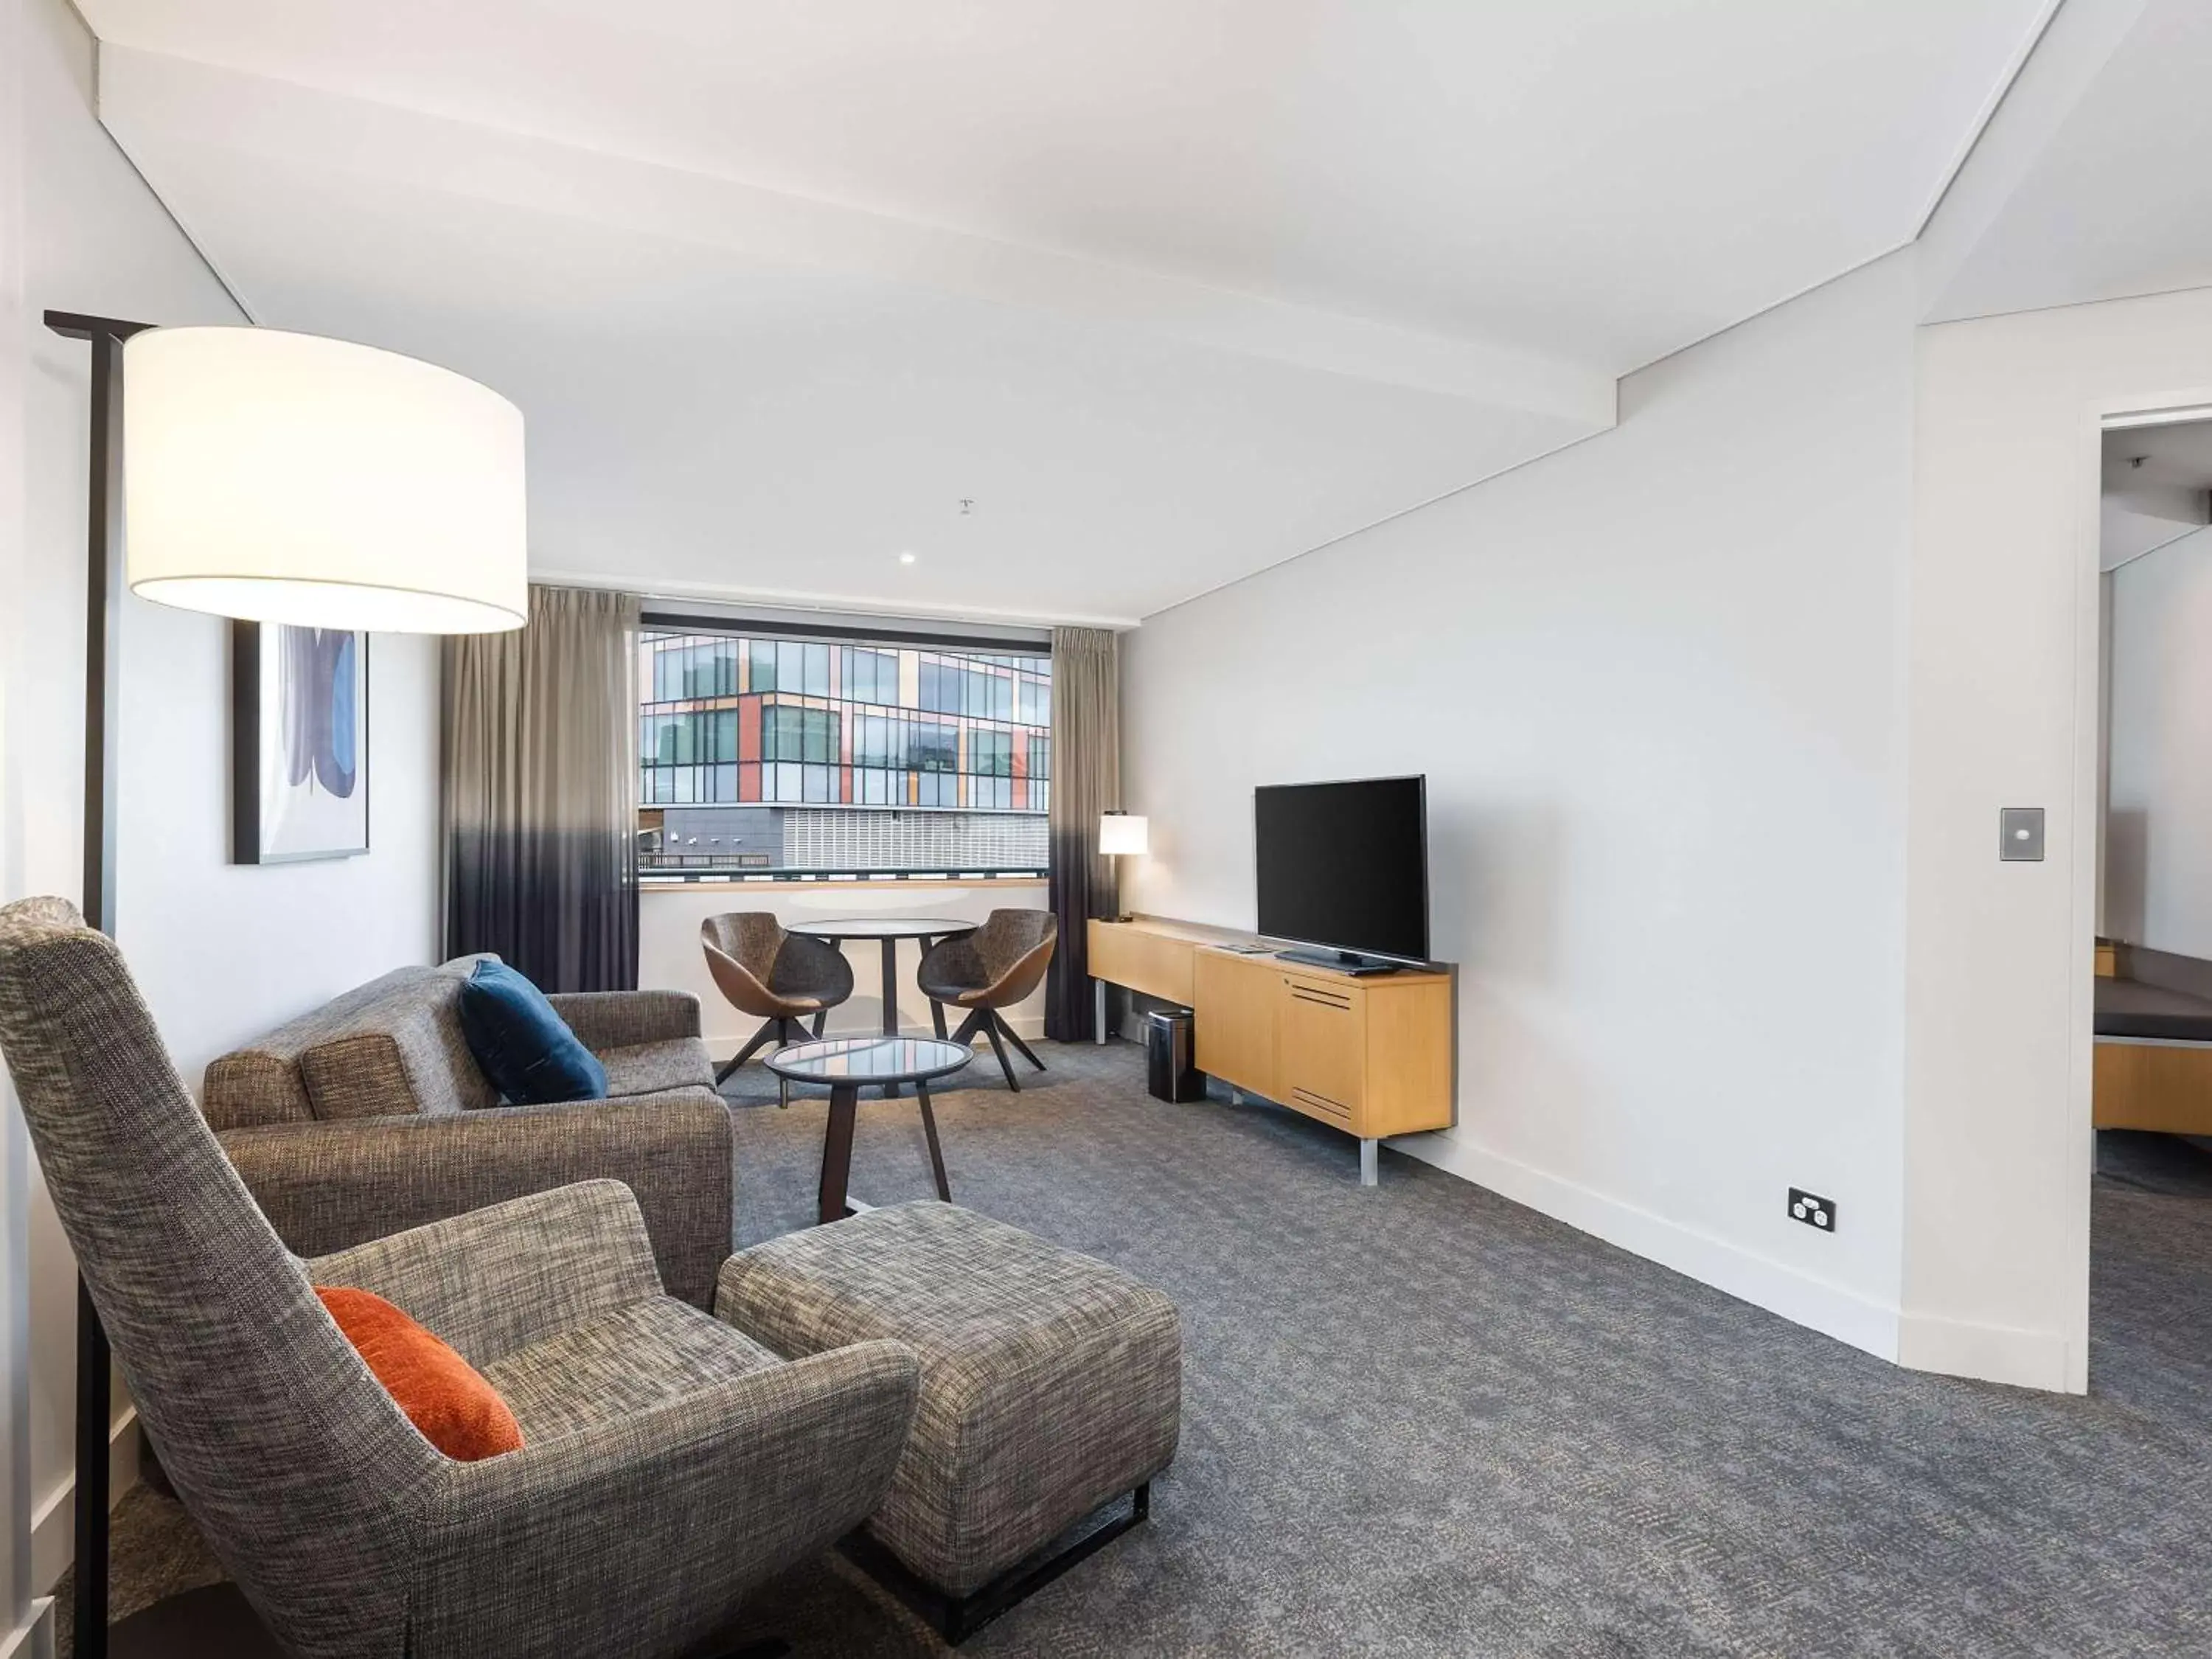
[1255,776,1428,963]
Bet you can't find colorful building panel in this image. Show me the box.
[638,632,1051,815]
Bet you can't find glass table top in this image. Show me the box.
[784,917,977,939]
[765,1035,975,1083]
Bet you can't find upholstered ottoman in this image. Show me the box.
[714,1200,1181,1641]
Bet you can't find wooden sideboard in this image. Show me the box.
[1088,917,1453,1184]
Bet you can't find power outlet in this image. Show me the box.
[1788,1188,1836,1232]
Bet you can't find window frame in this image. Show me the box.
[636,613,1053,883]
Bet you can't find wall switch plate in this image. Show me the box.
[1788,1188,1836,1232]
[1999,807,2045,862]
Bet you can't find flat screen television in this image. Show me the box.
[1254,776,1429,969]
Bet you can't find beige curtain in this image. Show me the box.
[1046,625,1120,1040]
[442,585,641,991]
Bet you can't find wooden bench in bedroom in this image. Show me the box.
[2095,948,2212,1136]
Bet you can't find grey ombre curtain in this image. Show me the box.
[1045,626,1120,1040]
[443,585,641,991]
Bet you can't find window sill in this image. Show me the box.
[641,874,1047,894]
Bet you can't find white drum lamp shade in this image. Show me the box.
[123,326,528,633]
[1099,813,1149,856]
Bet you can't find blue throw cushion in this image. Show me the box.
[456,961,608,1105]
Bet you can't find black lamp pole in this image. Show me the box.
[46,307,154,1659]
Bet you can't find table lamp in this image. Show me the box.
[1099,810,1149,922]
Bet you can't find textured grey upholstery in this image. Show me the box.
[917,909,1057,1090]
[0,898,920,1659]
[218,1091,734,1308]
[917,910,1057,1009]
[717,1200,1181,1595]
[203,958,495,1128]
[201,957,730,1306]
[701,913,857,1100]
[597,1038,720,1097]
[701,914,855,1020]
[203,961,712,1127]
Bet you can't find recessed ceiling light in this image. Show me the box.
[898,551,917,565]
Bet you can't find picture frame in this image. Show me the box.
[230,619,370,863]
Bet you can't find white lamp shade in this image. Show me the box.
[123,326,528,633]
[1099,813,1150,856]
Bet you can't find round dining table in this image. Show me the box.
[783,916,977,1092]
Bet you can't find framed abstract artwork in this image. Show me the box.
[231,621,369,863]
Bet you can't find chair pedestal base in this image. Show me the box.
[838,1484,1149,1646]
[945,1006,1048,1092]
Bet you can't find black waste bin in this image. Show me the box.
[1144,1007,1207,1102]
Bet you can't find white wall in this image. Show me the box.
[1123,251,1919,1361]
[639,880,1048,1048]
[1,0,39,1644]
[1901,285,2212,1393]
[7,0,442,1599]
[2103,524,2212,953]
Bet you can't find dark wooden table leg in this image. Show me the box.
[879,938,900,1034]
[879,937,903,1095]
[916,1081,951,1202]
[818,1082,859,1224]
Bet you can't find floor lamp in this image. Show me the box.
[42,312,527,1657]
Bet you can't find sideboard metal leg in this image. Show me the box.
[1093,978,1108,1044]
[1359,1138,1379,1188]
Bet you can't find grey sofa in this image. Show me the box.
[202,956,733,1306]
[0,897,920,1659]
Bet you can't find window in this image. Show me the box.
[970,730,1012,775]
[762,704,838,763]
[639,708,737,803]
[843,647,899,705]
[912,722,959,807]
[918,658,960,715]
[1027,734,1051,813]
[967,730,1012,810]
[637,628,1051,877]
[652,639,737,700]
[758,640,827,698]
[855,713,899,768]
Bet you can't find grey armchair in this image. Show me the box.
[917,909,1058,1091]
[700,913,855,1106]
[0,897,919,1659]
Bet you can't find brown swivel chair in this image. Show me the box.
[917,909,1058,1091]
[701,913,855,1106]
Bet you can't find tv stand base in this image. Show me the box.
[1086,919,1453,1185]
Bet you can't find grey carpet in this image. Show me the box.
[58,1044,2212,1656]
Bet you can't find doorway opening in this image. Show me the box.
[2091,410,2212,1405]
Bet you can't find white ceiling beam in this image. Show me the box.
[96,44,1618,429]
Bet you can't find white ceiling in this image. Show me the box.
[2103,421,2212,571]
[1929,0,2212,327]
[76,0,2056,623]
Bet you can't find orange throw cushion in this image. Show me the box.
[314,1286,524,1461]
